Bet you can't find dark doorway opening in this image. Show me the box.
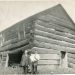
[8,51,23,66]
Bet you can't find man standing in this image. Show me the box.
[30,50,40,74]
[21,50,28,74]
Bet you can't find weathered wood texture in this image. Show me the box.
[0,4,75,69]
[37,14,75,31]
[32,47,60,54]
[35,24,75,40]
[39,54,60,60]
[34,29,75,44]
[2,44,31,54]
[68,53,75,68]
[38,60,59,65]
[2,38,18,46]
[68,63,75,68]
[67,53,75,59]
[34,40,75,52]
[34,34,75,48]
[0,39,29,52]
[35,19,75,34]
[68,57,75,64]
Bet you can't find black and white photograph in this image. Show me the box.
[0,0,75,74]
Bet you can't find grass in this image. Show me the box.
[38,67,75,74]
[0,65,75,74]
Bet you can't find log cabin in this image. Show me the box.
[0,4,75,69]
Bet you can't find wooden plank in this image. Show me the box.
[36,20,69,32]
[34,40,75,52]
[2,38,18,46]
[67,50,75,53]
[3,33,31,46]
[39,54,60,60]
[34,29,75,44]
[0,39,29,52]
[35,19,75,35]
[35,23,64,35]
[68,57,75,64]
[8,44,30,54]
[68,63,75,68]
[34,35,75,49]
[35,20,65,32]
[38,14,75,31]
[35,24,75,40]
[4,32,18,41]
[34,34,75,49]
[38,14,72,26]
[38,60,60,65]
[3,31,32,45]
[2,33,31,47]
[67,53,75,59]
[1,44,30,54]
[32,47,60,54]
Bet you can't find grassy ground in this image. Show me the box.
[0,66,75,74]
[38,67,75,74]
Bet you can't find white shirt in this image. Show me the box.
[30,54,40,62]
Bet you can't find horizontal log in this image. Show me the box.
[68,63,75,68]
[4,31,18,37]
[67,50,75,53]
[35,19,75,35]
[67,53,75,59]
[38,14,75,31]
[8,44,30,54]
[34,40,75,52]
[39,54,60,60]
[0,39,29,52]
[36,20,72,34]
[34,40,66,51]
[4,33,18,41]
[34,35,75,49]
[34,29,75,44]
[68,57,75,64]
[35,20,65,32]
[2,38,18,46]
[38,14,72,26]
[35,24,75,40]
[38,60,60,65]
[3,32,32,46]
[32,47,60,54]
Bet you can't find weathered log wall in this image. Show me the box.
[0,17,35,66]
[0,4,75,69]
[34,14,75,69]
[0,18,34,52]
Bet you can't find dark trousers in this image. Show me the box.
[31,61,38,74]
[23,65,28,74]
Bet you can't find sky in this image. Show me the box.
[0,0,75,32]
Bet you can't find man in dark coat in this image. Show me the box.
[21,50,32,74]
[21,50,29,74]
